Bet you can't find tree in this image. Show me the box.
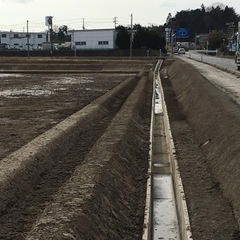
[115,25,166,52]
[115,26,130,49]
[207,30,228,50]
[133,26,165,50]
[169,3,240,42]
[58,25,71,42]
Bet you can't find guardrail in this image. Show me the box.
[196,49,218,55]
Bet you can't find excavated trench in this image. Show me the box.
[161,58,240,240]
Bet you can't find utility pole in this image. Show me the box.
[83,18,85,30]
[26,20,30,58]
[113,17,118,28]
[130,14,133,59]
[46,16,53,55]
[238,21,240,51]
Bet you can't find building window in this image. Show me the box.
[2,34,6,38]
[26,34,31,38]
[14,34,19,38]
[38,34,42,38]
[75,41,86,45]
[98,41,109,45]
[14,43,19,46]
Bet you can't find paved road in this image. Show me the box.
[176,54,240,106]
[182,50,238,73]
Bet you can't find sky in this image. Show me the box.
[0,0,240,32]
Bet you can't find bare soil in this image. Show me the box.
[161,58,240,240]
[1,57,240,240]
[0,72,129,159]
[0,58,155,240]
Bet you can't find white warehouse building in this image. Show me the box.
[68,29,118,50]
[0,31,47,50]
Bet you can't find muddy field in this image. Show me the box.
[1,57,240,239]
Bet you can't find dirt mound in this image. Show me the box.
[162,59,240,239]
[25,73,152,239]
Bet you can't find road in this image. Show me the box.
[183,50,238,73]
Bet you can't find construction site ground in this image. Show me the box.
[0,57,240,239]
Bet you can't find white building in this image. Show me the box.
[0,31,47,50]
[68,29,118,50]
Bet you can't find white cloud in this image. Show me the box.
[159,1,176,8]
[4,0,32,2]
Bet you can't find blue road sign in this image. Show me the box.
[176,28,189,38]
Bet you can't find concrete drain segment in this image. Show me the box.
[142,60,192,240]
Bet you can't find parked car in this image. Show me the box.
[178,48,186,54]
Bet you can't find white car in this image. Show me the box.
[178,48,186,54]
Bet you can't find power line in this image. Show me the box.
[0,15,166,32]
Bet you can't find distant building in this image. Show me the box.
[0,31,47,50]
[0,29,119,51]
[68,29,118,50]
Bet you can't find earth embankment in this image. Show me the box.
[161,58,240,239]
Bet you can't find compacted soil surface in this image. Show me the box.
[1,57,240,240]
[0,58,155,240]
[161,58,240,240]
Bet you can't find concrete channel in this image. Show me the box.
[142,60,192,240]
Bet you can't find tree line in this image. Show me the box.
[52,3,240,52]
[165,3,240,50]
[115,25,166,52]
[166,3,239,41]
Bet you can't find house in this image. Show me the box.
[0,31,47,50]
[68,29,118,50]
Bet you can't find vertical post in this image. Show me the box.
[238,21,240,51]
[27,20,30,58]
[46,16,53,56]
[171,30,173,56]
[72,30,77,57]
[195,33,197,50]
[113,17,118,28]
[130,14,133,59]
[83,18,85,30]
[147,49,149,57]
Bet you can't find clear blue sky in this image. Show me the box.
[0,0,240,32]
